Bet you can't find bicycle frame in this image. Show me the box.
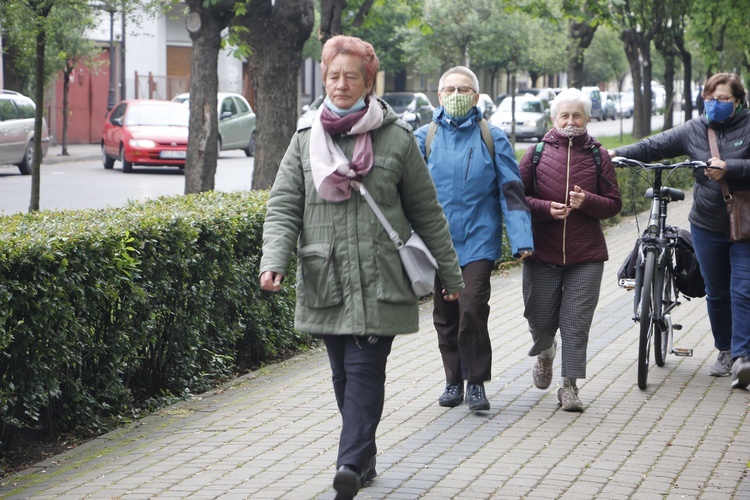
[613,157,710,390]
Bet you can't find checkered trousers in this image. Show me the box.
[522,260,604,379]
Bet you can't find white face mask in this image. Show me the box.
[555,125,587,137]
[325,94,368,116]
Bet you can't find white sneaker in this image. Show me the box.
[731,357,750,389]
[709,350,732,377]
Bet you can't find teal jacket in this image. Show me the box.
[415,107,533,265]
[260,98,464,336]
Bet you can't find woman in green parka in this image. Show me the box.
[259,36,463,500]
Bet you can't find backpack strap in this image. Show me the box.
[424,122,438,160]
[424,119,495,168]
[531,142,610,194]
[531,142,545,195]
[478,119,495,160]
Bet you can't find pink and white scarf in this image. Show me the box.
[310,96,384,201]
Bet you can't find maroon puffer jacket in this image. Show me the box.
[518,129,622,265]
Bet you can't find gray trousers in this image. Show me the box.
[522,260,603,379]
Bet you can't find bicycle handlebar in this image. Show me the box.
[611,156,720,170]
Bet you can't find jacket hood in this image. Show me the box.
[376,97,406,128]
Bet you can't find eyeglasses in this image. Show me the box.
[705,96,734,103]
[440,86,476,95]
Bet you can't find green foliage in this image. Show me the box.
[0,191,306,457]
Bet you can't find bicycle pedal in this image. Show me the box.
[673,324,682,330]
[672,348,693,357]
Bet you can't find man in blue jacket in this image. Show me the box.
[415,66,534,412]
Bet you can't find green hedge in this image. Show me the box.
[0,191,305,459]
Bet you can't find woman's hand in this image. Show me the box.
[568,185,585,209]
[260,271,284,292]
[549,201,571,220]
[705,157,727,181]
[443,290,460,301]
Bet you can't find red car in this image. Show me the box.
[101,100,189,173]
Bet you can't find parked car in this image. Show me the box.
[297,94,324,129]
[476,93,497,120]
[380,92,435,130]
[600,91,617,120]
[0,90,50,175]
[615,92,634,118]
[489,95,550,141]
[520,87,557,105]
[173,92,256,156]
[581,86,604,121]
[101,100,190,173]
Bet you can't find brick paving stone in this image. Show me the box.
[2,190,750,499]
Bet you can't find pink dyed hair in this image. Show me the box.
[320,35,380,90]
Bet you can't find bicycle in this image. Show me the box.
[611,156,717,390]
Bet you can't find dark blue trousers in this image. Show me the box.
[322,335,394,473]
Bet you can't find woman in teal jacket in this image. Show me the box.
[260,36,463,500]
[414,66,534,413]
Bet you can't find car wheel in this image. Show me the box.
[120,145,133,173]
[244,131,256,157]
[102,144,115,169]
[17,141,34,175]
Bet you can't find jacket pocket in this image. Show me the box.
[297,243,343,308]
[373,240,418,304]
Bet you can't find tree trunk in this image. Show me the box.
[238,0,314,190]
[30,21,48,212]
[662,53,675,131]
[61,66,72,156]
[641,40,653,137]
[677,36,693,122]
[567,19,597,89]
[319,0,346,44]
[184,3,233,194]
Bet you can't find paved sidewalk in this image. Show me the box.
[1,193,749,499]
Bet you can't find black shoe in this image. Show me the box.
[333,465,361,499]
[467,383,490,411]
[360,455,377,485]
[438,382,464,407]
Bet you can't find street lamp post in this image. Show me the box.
[107,9,115,111]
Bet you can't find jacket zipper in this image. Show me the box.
[562,138,572,264]
[465,148,473,180]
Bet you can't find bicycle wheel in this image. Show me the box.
[637,251,657,390]
[653,263,670,368]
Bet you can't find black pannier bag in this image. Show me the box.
[616,227,706,299]
[668,227,706,298]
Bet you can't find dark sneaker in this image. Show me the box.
[731,357,750,389]
[333,465,360,500]
[466,383,490,411]
[557,380,583,412]
[533,339,556,389]
[438,383,464,407]
[709,350,732,377]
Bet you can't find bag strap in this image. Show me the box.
[708,127,733,208]
[358,183,404,248]
[424,118,495,166]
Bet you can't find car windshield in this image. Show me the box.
[126,104,189,127]
[499,98,542,113]
[382,94,414,109]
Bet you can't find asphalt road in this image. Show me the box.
[0,151,254,215]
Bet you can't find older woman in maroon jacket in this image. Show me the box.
[518,88,622,411]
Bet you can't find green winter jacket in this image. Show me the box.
[260,98,464,336]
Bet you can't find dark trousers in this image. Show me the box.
[433,259,495,384]
[322,335,394,473]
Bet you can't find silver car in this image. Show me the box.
[490,95,550,141]
[0,90,50,175]
[173,92,256,156]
